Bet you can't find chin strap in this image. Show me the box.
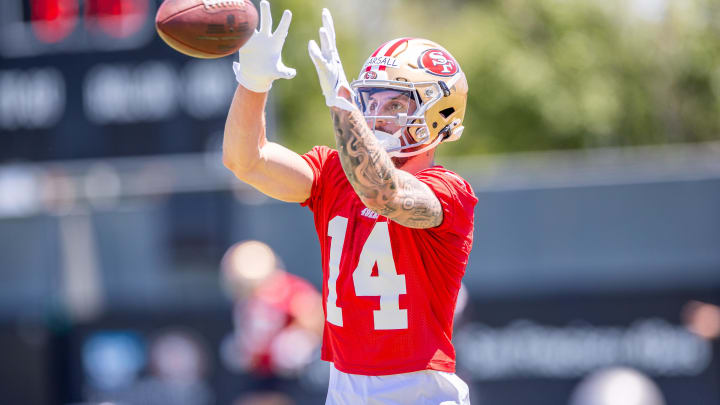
[374,130,402,151]
[385,130,445,158]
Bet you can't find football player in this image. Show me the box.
[220,240,323,377]
[223,1,477,404]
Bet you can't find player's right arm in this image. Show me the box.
[222,0,313,203]
[223,87,312,203]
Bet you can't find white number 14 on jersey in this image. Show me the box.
[326,216,408,330]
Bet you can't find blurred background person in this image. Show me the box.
[219,240,323,382]
[569,367,666,405]
[83,328,212,405]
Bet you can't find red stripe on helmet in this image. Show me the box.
[379,37,413,71]
[365,40,390,72]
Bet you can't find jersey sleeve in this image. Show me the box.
[415,168,477,236]
[299,145,334,212]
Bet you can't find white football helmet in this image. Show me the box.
[351,38,468,157]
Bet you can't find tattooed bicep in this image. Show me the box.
[377,171,443,229]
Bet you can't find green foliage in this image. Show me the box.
[264,0,720,155]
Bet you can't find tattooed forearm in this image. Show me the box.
[331,107,395,201]
[330,107,443,229]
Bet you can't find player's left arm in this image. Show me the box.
[308,8,442,229]
[330,106,442,229]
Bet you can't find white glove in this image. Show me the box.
[233,0,296,93]
[308,8,357,111]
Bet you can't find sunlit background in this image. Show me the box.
[1,0,719,404]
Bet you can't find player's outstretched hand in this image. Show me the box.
[308,8,357,112]
[233,0,296,93]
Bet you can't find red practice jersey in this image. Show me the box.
[300,146,477,376]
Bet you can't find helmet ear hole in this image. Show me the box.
[439,107,455,119]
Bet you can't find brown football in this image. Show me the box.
[156,0,258,59]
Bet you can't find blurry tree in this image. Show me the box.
[262,0,720,155]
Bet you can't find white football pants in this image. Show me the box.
[325,364,471,405]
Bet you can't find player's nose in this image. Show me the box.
[373,120,393,133]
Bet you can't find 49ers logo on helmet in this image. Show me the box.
[418,49,458,77]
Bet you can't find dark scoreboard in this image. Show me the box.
[0,0,238,162]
